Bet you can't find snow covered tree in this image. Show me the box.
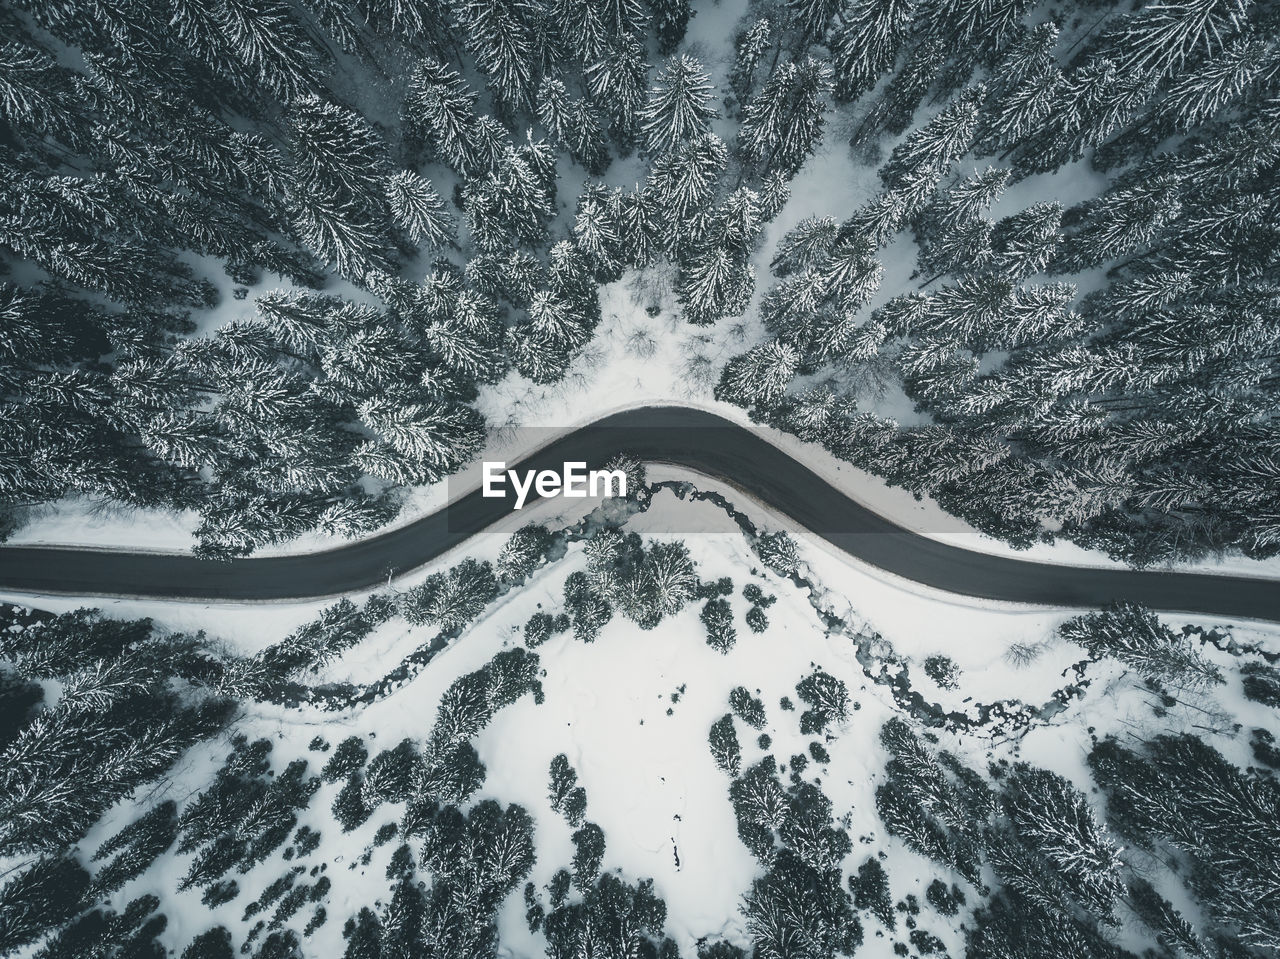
[453,0,536,110]
[1059,602,1222,687]
[829,0,914,101]
[584,36,649,140]
[647,132,728,229]
[709,713,742,774]
[404,59,482,174]
[386,171,455,249]
[640,55,717,155]
[0,855,90,954]
[677,246,754,325]
[738,57,834,178]
[536,77,608,173]
[543,874,674,959]
[729,18,773,107]
[715,340,800,410]
[650,0,691,53]
[571,822,606,890]
[701,598,737,652]
[463,141,557,254]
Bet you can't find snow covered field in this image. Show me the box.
[16,486,1273,958]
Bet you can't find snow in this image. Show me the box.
[13,475,1280,958]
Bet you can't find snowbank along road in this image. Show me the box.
[0,407,1277,621]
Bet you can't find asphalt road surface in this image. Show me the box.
[0,406,1275,621]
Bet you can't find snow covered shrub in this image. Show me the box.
[745,605,769,633]
[923,654,960,690]
[809,741,830,764]
[1003,641,1043,668]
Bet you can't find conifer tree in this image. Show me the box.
[640,56,717,155]
[829,0,914,102]
[739,57,834,177]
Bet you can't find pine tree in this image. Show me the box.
[0,855,91,954]
[788,0,842,45]
[572,184,624,280]
[701,598,737,652]
[218,0,319,100]
[386,171,455,249]
[536,77,608,173]
[404,59,482,175]
[709,714,742,773]
[880,86,983,189]
[647,132,728,229]
[728,18,773,107]
[640,56,717,155]
[584,36,649,139]
[715,340,799,409]
[738,57,834,177]
[829,0,914,102]
[678,247,754,325]
[650,0,691,54]
[453,0,536,110]
[1110,0,1249,79]
[464,142,557,253]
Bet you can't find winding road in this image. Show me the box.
[0,407,1275,620]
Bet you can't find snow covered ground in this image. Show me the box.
[27,485,1277,958]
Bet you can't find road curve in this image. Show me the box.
[0,406,1275,621]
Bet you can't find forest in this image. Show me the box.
[1,0,1276,563]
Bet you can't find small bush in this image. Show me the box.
[923,655,960,690]
[745,606,769,633]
